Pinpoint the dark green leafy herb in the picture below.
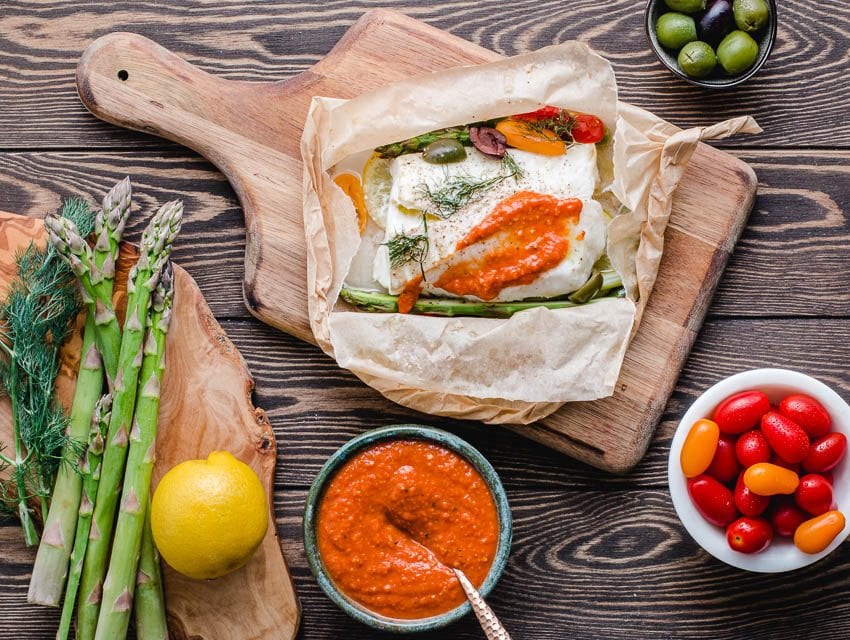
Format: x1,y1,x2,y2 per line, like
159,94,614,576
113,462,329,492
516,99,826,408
0,198,96,546
384,215,429,278
527,111,577,142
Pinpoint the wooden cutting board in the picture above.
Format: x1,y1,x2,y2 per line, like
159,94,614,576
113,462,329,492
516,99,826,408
74,9,756,472
0,212,299,640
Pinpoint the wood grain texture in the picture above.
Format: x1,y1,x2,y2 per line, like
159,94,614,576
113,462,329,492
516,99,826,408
0,1,848,150
0,213,299,640
2,1,850,639
72,10,757,472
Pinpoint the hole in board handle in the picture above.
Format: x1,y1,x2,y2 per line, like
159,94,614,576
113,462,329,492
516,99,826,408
117,69,129,81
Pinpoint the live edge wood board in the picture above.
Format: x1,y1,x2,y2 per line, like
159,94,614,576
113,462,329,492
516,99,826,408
0,212,300,640
73,9,756,472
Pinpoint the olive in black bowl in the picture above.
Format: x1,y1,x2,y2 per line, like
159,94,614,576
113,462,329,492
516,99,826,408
645,0,777,88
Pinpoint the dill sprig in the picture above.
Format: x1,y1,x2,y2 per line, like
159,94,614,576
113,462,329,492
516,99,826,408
384,215,430,278
526,111,578,142
0,198,96,545
420,153,523,219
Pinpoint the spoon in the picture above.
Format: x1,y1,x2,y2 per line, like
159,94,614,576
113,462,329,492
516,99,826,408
453,568,512,640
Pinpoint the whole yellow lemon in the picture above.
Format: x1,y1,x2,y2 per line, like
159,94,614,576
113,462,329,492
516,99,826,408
151,451,268,580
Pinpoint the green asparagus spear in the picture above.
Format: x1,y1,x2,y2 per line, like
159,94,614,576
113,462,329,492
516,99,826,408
29,179,129,607
340,272,624,318
56,393,111,640
375,127,471,158
76,202,182,640
134,499,168,640
95,263,173,640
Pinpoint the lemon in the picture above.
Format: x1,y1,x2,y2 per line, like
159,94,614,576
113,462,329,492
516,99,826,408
151,451,268,580
362,153,392,229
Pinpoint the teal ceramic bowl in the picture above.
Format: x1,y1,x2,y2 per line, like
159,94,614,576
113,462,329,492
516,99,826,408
303,425,512,633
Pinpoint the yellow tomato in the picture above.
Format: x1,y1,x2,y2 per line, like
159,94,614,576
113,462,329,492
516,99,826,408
743,462,799,496
794,510,846,554
680,419,720,478
333,172,367,234
494,119,566,156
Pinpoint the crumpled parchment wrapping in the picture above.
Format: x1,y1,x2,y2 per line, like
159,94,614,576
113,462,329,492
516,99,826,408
301,42,760,424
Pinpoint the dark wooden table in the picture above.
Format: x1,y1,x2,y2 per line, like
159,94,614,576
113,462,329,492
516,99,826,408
2,1,849,638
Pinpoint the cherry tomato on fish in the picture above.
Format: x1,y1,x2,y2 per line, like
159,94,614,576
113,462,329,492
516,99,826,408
734,473,770,517
794,510,846,554
736,430,771,468
512,106,562,121
713,390,771,434
706,435,740,484
726,517,773,554
770,498,809,537
779,394,831,439
688,474,738,527
794,474,834,516
571,114,606,144
761,411,810,464
680,419,720,478
802,433,846,473
744,463,799,496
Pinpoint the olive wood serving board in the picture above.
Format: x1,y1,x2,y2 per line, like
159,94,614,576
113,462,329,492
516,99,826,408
0,211,299,640
74,9,757,472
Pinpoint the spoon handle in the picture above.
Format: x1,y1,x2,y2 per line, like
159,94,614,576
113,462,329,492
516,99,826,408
453,569,512,640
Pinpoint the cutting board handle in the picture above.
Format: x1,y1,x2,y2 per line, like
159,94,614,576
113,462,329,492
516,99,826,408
77,32,267,170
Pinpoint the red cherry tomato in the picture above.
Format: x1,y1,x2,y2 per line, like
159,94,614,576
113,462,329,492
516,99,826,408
770,498,809,537
713,390,771,434
794,473,834,515
771,454,800,474
779,394,831,439
726,517,773,553
706,435,740,484
761,411,811,464
802,433,846,473
512,106,562,121
822,471,834,486
571,114,606,144
734,473,770,517
736,430,771,467
688,475,738,527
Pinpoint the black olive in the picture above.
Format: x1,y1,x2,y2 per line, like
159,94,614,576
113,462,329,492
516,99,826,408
698,0,734,46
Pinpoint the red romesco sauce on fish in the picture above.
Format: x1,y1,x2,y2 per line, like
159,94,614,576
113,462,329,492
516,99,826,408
316,440,499,619
434,191,582,301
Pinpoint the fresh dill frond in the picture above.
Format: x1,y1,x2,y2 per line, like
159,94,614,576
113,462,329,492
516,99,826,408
420,157,523,219
61,197,96,237
384,215,430,278
527,111,577,142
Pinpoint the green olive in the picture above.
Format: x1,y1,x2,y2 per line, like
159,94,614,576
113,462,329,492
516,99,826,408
663,0,706,13
717,30,759,74
422,138,467,164
678,41,717,78
568,272,604,304
656,13,698,50
733,0,770,33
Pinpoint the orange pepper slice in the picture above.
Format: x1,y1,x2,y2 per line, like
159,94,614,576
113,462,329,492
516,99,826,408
680,419,720,478
743,463,799,496
333,173,367,234
794,510,846,554
494,119,566,156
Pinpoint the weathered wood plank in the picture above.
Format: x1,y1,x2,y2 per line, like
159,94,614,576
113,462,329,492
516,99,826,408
0,1,847,150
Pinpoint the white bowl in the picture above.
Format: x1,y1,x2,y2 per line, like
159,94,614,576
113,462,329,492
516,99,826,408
669,368,850,572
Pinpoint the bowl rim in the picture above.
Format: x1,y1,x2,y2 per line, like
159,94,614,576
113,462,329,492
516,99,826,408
644,0,778,89
668,368,850,572
303,424,513,632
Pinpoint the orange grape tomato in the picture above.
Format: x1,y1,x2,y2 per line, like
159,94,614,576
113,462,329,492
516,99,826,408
333,173,367,234
494,119,565,156
743,463,800,496
680,419,720,478
794,510,846,554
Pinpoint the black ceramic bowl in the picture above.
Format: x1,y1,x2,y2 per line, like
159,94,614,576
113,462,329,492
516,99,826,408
645,0,777,88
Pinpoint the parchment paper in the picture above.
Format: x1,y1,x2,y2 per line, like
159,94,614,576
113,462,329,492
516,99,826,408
301,42,760,424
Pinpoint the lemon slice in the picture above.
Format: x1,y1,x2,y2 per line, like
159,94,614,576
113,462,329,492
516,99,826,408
362,153,392,229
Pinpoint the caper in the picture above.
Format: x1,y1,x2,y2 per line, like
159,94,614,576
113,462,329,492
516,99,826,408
664,0,706,13
733,0,769,33
422,138,467,164
717,30,759,74
568,272,604,304
678,41,717,78
656,12,698,50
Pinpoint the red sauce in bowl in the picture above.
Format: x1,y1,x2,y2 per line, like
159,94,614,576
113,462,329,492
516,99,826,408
316,440,500,619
